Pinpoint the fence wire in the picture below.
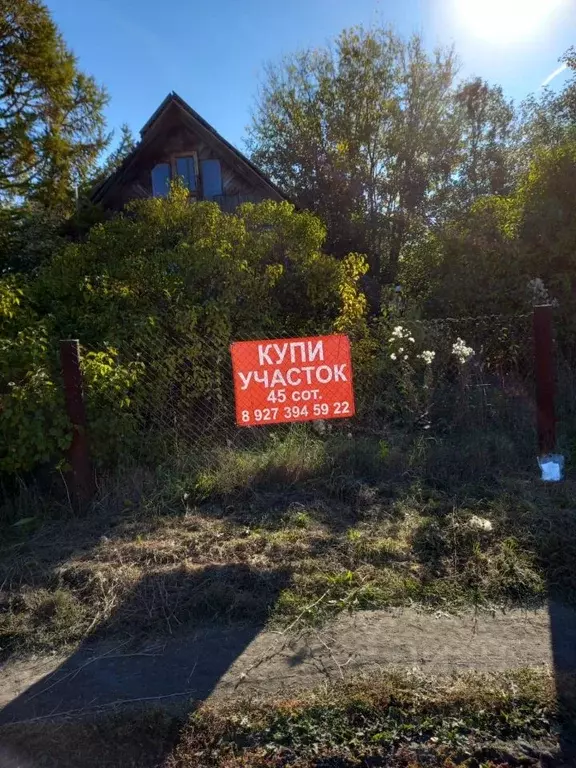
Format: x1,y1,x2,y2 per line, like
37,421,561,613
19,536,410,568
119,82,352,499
80,311,554,474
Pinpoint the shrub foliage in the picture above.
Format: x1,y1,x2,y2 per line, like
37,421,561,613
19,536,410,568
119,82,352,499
1,190,368,476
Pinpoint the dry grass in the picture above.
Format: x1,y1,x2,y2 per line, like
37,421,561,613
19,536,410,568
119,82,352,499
1,428,576,659
0,667,568,767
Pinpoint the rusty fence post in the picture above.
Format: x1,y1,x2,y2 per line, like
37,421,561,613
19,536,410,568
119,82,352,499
533,305,556,455
60,339,95,510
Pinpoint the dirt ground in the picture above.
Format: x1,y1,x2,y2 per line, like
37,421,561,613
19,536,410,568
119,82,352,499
2,603,575,725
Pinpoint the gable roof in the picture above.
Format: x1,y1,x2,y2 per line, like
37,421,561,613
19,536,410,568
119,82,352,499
91,91,287,205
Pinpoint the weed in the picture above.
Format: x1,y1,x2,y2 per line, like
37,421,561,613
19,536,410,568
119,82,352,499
193,429,326,500
348,526,410,564
0,669,561,768
287,508,312,529
0,588,89,654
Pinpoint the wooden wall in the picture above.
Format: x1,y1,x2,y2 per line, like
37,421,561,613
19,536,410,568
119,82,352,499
103,105,276,210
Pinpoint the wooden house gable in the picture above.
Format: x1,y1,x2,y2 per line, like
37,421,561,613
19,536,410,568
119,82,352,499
92,93,285,212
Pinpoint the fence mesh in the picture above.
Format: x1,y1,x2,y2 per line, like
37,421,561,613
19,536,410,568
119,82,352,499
79,309,554,477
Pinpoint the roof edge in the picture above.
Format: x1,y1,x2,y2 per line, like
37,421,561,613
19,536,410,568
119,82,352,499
92,92,289,205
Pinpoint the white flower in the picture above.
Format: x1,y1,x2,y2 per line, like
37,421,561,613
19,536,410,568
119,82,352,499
392,325,404,338
390,353,397,361
408,337,415,343
398,347,404,354
418,350,435,365
452,337,474,364
468,515,493,532
404,355,408,360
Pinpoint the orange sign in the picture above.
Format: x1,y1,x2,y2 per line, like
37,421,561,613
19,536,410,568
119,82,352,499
230,334,355,427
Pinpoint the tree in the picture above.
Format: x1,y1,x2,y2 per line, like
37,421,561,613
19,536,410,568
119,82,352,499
452,78,515,210
518,140,576,297
0,0,108,209
90,123,136,186
0,202,65,274
517,48,576,173
401,135,576,321
558,46,576,123
247,26,460,284
400,195,525,318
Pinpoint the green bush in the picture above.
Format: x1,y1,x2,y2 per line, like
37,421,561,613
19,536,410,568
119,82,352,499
1,191,369,481
0,279,70,474
81,348,145,465
35,187,367,344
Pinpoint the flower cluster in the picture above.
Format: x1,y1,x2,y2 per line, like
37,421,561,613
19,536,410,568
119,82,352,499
417,350,435,365
388,325,415,361
452,337,474,365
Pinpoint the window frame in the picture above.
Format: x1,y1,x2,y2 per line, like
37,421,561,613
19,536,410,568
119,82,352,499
150,153,200,198
150,161,172,198
172,153,198,196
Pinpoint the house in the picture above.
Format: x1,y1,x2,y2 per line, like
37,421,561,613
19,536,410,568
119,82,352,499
91,92,286,212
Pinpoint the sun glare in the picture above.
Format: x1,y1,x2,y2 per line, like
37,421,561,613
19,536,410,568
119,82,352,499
452,0,567,45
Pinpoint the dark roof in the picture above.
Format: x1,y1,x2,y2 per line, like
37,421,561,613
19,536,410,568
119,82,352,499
91,91,287,205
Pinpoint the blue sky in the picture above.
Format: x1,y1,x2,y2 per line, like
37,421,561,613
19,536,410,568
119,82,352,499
46,0,575,152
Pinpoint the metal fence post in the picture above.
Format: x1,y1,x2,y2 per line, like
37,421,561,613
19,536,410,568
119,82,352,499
60,339,95,510
533,305,556,455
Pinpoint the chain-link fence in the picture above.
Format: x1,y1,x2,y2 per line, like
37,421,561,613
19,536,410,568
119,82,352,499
81,330,359,473
66,308,561,493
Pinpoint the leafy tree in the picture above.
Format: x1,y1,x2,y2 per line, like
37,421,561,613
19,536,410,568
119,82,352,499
452,78,515,210
517,48,576,173
88,123,136,189
248,26,460,283
517,137,576,358
0,0,108,209
400,196,525,318
0,202,65,274
517,140,576,300
559,46,576,122
401,135,576,321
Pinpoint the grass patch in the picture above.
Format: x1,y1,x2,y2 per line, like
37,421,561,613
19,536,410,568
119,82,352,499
0,668,567,767
194,428,327,499
170,668,562,768
1,588,90,654
1,427,575,657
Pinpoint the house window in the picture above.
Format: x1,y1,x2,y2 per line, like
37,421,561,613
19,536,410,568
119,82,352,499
151,163,171,197
176,156,197,192
201,159,223,199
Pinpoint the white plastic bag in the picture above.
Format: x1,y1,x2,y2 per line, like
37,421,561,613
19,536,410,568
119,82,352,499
537,454,564,482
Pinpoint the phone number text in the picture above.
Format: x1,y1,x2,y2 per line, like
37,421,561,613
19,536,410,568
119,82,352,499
241,402,351,423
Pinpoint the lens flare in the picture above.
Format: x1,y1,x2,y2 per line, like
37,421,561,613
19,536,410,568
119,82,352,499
452,0,567,44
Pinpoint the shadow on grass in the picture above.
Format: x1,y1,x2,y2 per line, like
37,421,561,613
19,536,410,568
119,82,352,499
3,423,576,764
0,563,290,767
